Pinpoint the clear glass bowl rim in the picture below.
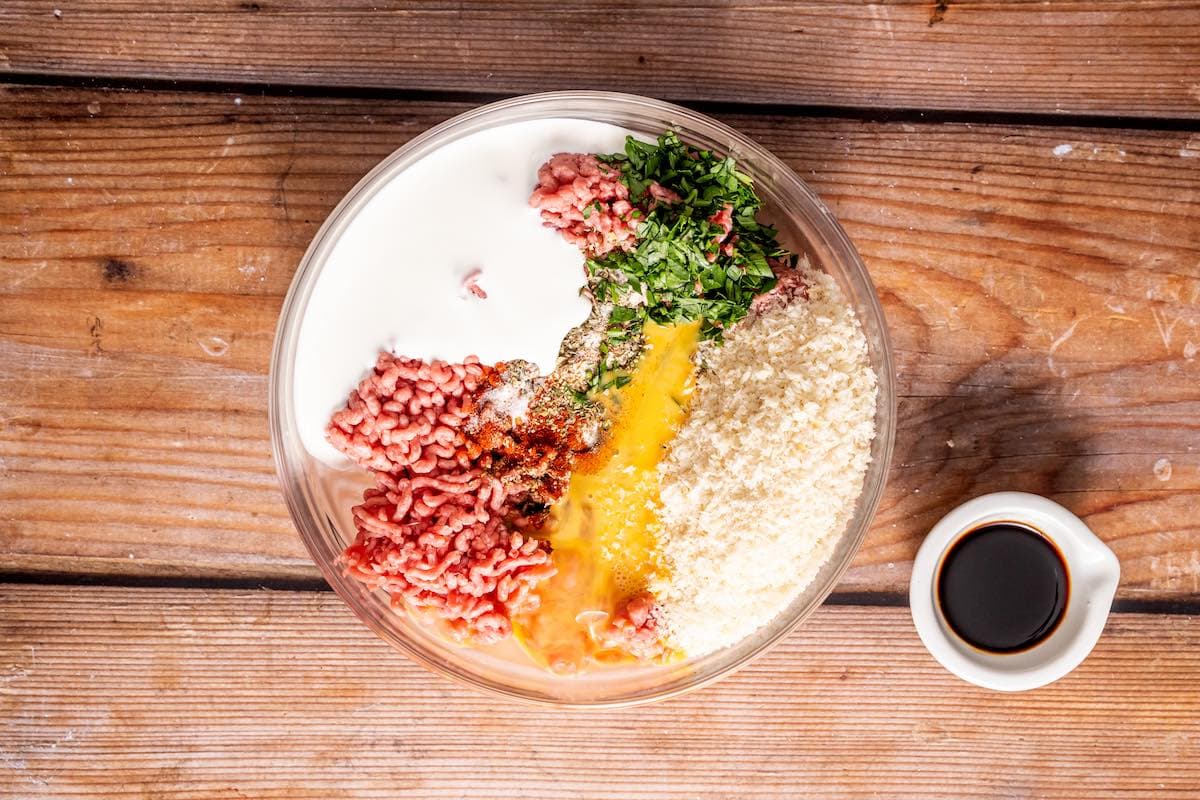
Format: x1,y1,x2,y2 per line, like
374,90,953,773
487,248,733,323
269,90,896,708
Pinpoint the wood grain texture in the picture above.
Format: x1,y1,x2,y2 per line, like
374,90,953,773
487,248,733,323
2,1,1200,117
1,86,1199,595
0,584,1197,798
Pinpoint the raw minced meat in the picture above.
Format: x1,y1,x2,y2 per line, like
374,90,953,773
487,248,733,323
529,153,639,257
327,352,556,645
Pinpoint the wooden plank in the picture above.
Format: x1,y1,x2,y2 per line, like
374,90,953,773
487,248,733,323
0,584,1197,798
2,1,1200,118
1,86,1199,595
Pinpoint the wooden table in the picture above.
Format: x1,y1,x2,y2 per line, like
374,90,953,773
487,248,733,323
2,3,1198,797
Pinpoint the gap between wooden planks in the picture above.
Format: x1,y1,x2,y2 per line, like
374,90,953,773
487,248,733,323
0,584,1197,799
0,86,1198,596
2,0,1200,117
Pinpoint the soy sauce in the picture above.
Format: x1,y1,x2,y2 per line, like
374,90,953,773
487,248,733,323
936,522,1068,653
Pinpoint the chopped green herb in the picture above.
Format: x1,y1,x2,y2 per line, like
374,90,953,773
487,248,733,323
578,131,797,395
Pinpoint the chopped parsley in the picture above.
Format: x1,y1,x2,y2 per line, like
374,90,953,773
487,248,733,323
581,131,797,395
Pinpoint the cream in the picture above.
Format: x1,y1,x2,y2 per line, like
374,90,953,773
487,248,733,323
293,118,632,463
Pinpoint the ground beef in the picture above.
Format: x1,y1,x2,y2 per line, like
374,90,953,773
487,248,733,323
647,181,682,205
601,593,671,662
327,352,555,645
750,260,809,315
529,153,639,257
708,205,737,261
327,352,489,475
462,268,487,299
343,475,554,644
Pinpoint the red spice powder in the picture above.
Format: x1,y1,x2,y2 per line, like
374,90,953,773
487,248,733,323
476,395,596,510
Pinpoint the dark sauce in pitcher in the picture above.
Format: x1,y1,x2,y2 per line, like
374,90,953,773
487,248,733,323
936,522,1068,653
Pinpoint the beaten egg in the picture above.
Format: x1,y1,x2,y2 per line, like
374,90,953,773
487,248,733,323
513,320,701,673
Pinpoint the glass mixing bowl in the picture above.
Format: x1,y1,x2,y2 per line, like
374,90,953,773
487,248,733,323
269,91,896,707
